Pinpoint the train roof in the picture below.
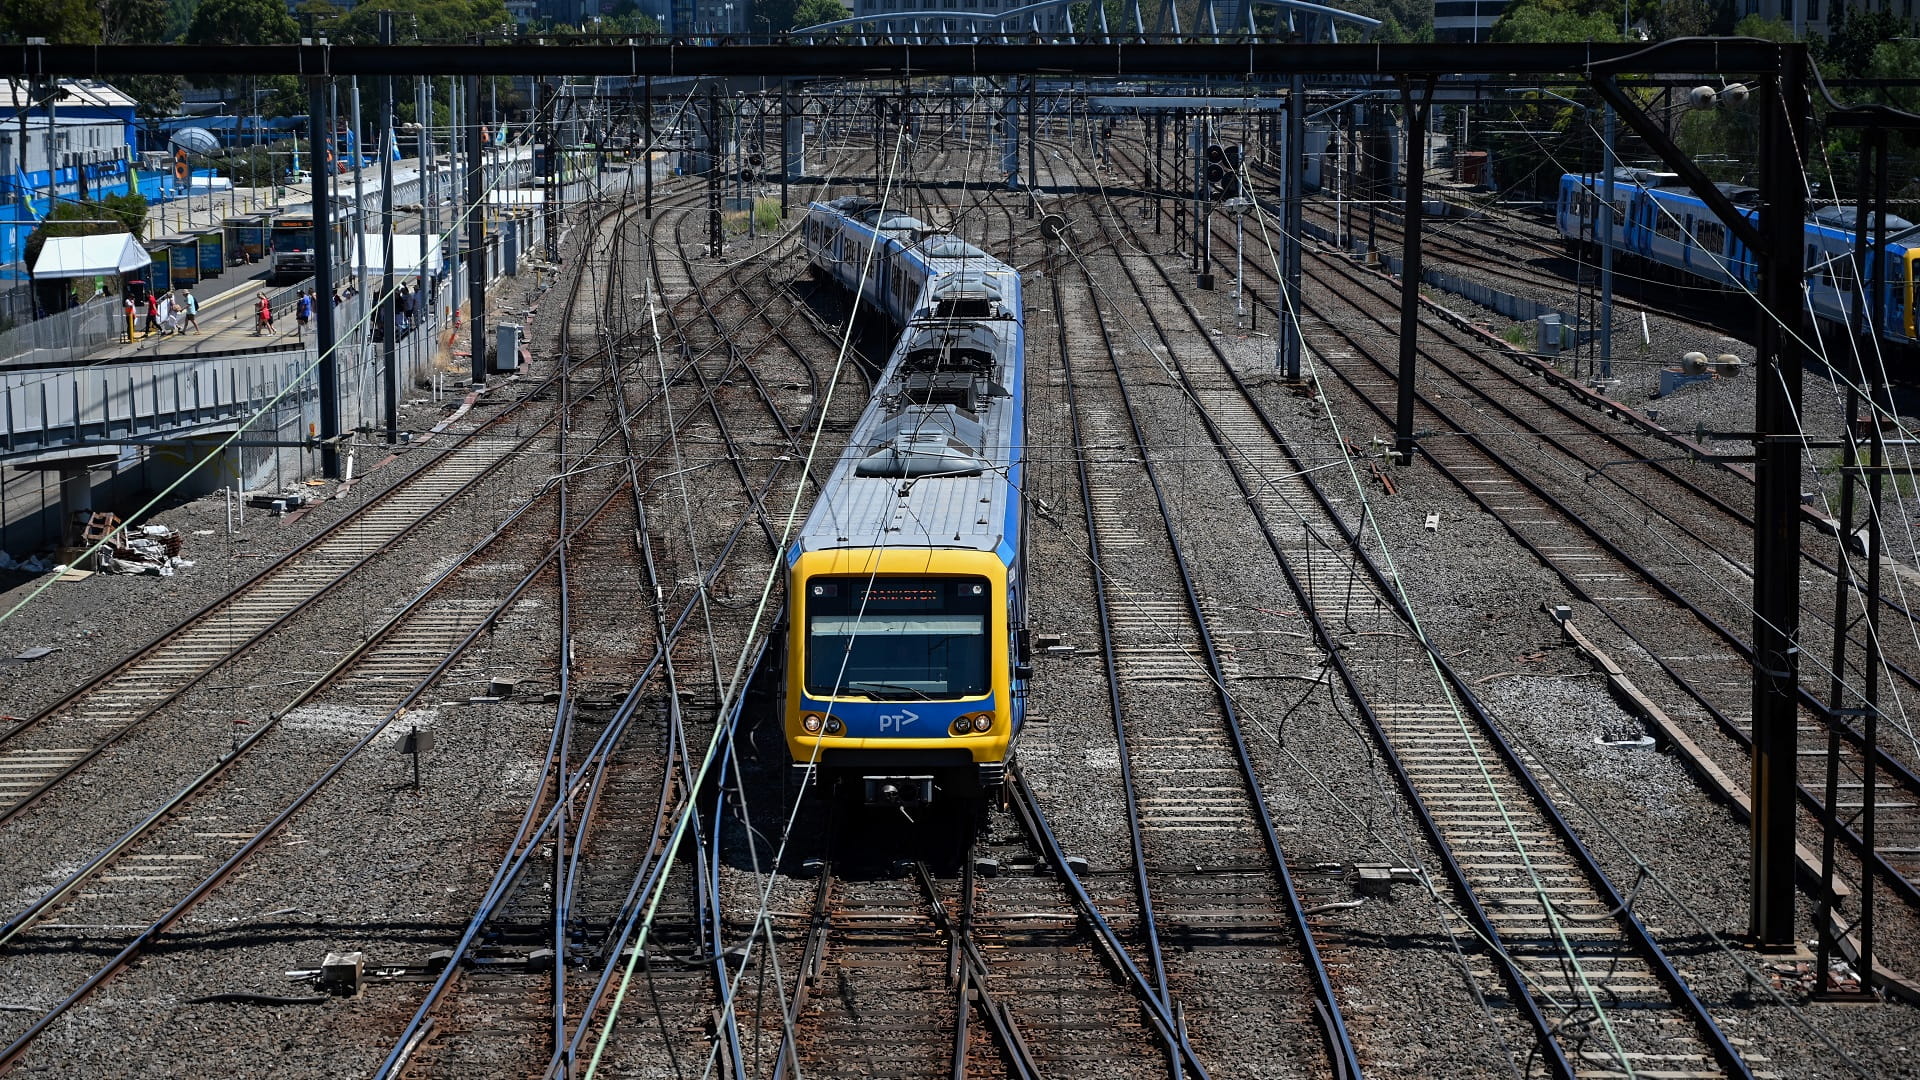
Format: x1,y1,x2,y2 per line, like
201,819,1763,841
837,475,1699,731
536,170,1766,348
1650,182,1760,206
1567,167,1678,188
1809,204,1918,234
795,270,1023,562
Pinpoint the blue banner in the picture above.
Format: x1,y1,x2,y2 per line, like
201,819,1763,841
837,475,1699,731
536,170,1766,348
169,243,198,287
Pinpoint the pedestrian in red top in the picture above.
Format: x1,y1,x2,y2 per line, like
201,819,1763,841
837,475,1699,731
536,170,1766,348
255,293,274,335
143,293,159,337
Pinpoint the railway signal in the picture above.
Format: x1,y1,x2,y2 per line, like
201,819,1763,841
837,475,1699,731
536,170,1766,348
1203,143,1241,200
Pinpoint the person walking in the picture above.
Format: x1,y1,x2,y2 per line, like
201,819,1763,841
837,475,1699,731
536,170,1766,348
182,291,200,334
255,292,273,335
156,293,176,335
142,292,160,337
296,289,314,337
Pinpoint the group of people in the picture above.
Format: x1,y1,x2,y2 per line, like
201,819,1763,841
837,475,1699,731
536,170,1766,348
256,288,326,336
124,290,200,340
120,279,431,343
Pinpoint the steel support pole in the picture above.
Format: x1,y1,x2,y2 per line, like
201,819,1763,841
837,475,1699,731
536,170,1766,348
379,12,398,444
1818,129,1880,996
416,77,430,291
1281,74,1303,378
308,76,341,479
779,80,791,214
1392,81,1431,464
1026,80,1036,218
1598,103,1616,382
1748,48,1809,950
710,86,725,255
644,75,654,220
1153,110,1163,234
466,73,485,384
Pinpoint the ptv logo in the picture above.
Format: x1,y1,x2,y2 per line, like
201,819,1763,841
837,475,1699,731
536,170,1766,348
877,709,920,733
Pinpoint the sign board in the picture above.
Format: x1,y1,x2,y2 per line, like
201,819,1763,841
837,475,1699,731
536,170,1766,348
197,231,224,276
225,216,265,261
167,242,198,288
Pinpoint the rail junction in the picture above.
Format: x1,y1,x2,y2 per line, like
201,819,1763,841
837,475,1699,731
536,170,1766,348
0,33,1912,1080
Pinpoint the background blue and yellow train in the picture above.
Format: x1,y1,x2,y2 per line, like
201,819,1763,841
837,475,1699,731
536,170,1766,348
1556,170,1920,368
780,196,1028,807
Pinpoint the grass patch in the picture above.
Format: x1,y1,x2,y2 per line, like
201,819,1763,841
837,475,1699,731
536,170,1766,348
1824,450,1920,498
1499,323,1532,348
723,197,785,237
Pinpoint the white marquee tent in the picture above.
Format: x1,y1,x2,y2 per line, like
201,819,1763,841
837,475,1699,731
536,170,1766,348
31,233,153,279
346,233,443,277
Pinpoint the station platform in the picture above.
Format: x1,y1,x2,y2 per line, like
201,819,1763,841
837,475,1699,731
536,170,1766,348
86,263,305,363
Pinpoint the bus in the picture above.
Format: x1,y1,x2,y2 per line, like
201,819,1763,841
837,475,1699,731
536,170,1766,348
266,200,354,285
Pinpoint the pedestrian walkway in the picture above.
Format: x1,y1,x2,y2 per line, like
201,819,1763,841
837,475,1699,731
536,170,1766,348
93,265,313,362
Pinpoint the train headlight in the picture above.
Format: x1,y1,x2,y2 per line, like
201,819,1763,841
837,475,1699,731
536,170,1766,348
802,713,823,734
971,713,994,733
951,716,972,736
824,716,844,735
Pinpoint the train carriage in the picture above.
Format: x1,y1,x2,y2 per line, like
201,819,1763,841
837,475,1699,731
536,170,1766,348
1557,170,1919,371
784,196,1028,807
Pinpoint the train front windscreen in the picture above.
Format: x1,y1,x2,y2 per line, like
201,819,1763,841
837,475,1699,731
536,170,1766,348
270,220,314,258
805,576,991,700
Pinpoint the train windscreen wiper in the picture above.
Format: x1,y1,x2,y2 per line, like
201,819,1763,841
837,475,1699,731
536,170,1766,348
843,681,936,701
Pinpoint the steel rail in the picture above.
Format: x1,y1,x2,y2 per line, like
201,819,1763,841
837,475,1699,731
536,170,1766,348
544,142,887,1077
1068,171,1582,1078
909,860,1042,1080
1279,232,1920,779
1168,225,1757,1077
0,194,671,951
1044,268,1177,1017
379,299,806,1080
1060,243,1364,1080
1204,150,1920,782
1298,247,1920,914
0,195,710,1076
0,424,635,1074
0,188,715,835
376,436,786,1080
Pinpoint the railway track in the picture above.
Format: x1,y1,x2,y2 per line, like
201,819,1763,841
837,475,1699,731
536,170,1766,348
1145,135,1920,976
1047,226,1359,1078
383,145,883,1077
0,184,720,1069
1044,142,1772,1076
1277,240,1920,985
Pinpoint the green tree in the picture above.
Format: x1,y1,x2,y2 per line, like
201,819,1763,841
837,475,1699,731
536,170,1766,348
1867,37,1920,114
792,0,848,29
751,0,797,32
185,0,297,44
100,0,184,122
0,0,103,43
163,0,198,39
1490,0,1623,43
1645,0,1710,39
1822,6,1905,80
336,0,510,44
295,0,346,36
1730,13,1796,42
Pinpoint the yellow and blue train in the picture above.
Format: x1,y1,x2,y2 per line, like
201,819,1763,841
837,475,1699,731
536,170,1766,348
1557,170,1920,371
782,196,1027,806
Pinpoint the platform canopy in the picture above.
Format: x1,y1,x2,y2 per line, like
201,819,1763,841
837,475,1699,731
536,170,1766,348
346,232,441,276
31,233,152,279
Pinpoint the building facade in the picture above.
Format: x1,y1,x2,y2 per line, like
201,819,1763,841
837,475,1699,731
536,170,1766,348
0,80,142,271
1432,0,1509,43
